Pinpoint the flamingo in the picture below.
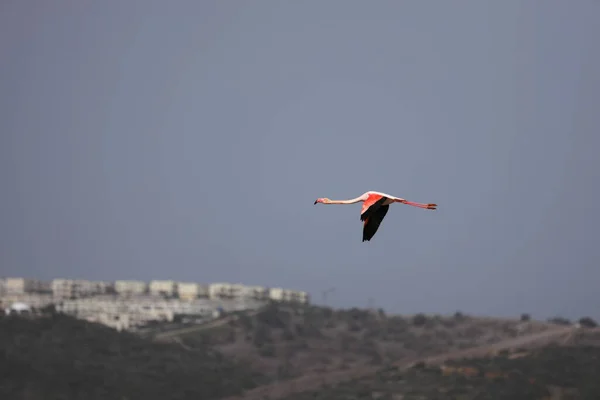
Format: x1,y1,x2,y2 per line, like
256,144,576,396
314,191,437,242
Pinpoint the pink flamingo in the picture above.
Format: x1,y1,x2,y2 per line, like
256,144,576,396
314,191,437,242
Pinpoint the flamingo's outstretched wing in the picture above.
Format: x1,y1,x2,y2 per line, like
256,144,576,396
360,193,388,221
363,204,389,241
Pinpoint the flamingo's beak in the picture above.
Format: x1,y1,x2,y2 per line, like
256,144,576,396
313,199,318,205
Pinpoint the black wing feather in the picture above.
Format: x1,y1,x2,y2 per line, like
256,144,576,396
360,196,388,221
362,204,389,242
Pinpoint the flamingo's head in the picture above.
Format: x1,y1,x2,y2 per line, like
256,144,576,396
314,198,329,205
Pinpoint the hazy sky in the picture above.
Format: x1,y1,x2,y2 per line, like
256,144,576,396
2,1,599,320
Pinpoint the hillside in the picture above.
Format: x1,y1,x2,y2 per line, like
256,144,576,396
0,313,265,400
171,302,555,383
1,304,584,400
283,343,600,399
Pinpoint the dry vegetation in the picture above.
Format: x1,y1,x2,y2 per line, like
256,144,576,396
0,313,265,400
176,302,553,382
2,303,596,400
284,344,600,400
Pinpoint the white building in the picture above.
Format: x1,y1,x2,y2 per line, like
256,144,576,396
56,296,219,331
93,281,113,294
240,285,269,300
52,279,77,299
269,288,310,304
85,310,175,332
297,290,310,304
5,302,31,315
177,282,209,301
114,280,148,296
1,293,54,309
209,282,246,299
149,280,176,297
4,278,50,294
51,279,110,299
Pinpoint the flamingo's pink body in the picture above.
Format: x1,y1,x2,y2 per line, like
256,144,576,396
314,191,437,242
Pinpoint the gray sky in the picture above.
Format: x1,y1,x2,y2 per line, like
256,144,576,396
2,1,599,321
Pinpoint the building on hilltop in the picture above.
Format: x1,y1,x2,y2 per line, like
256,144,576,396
148,280,176,297
51,279,113,299
4,278,51,294
1,293,54,309
55,296,221,331
177,282,209,301
269,288,309,304
84,280,112,294
114,280,148,296
209,283,234,299
209,282,248,299
52,279,75,299
4,301,31,315
240,285,269,300
208,282,308,303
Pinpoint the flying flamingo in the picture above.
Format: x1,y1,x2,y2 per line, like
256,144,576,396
314,191,437,242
